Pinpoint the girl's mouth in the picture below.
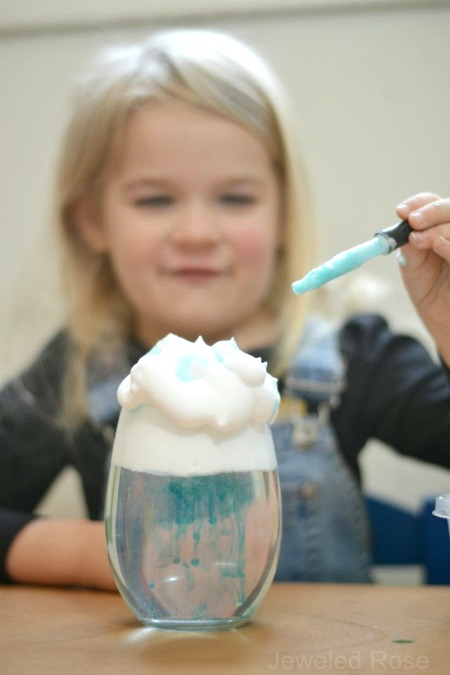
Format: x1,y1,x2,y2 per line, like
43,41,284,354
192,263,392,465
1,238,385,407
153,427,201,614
168,266,225,281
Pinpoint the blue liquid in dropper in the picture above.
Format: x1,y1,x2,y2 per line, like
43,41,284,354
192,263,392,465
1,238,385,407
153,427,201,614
292,233,391,295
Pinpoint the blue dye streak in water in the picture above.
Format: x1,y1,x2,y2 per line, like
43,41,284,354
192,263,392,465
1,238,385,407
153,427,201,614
292,234,391,295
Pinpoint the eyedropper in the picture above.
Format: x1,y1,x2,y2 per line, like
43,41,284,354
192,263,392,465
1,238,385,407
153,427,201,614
292,220,413,295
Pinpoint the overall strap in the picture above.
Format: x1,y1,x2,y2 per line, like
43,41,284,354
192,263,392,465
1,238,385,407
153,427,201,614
278,317,346,448
284,317,345,409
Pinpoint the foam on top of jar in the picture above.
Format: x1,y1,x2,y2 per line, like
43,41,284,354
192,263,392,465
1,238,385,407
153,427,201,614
117,333,279,432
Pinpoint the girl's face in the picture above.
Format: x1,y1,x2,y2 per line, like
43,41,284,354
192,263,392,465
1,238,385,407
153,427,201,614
80,100,283,349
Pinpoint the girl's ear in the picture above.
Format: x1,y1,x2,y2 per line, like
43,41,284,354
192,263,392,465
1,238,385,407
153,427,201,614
75,196,109,252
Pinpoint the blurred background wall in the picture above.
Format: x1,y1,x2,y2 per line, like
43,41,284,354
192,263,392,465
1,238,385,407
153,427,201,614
1,1,450,569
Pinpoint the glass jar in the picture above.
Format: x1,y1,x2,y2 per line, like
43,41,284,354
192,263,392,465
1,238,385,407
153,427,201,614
104,406,281,631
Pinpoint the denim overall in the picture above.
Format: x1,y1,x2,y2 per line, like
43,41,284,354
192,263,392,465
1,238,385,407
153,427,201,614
88,321,372,583
272,319,372,582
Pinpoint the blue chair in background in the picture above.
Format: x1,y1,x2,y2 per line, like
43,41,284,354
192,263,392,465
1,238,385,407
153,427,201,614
365,494,450,584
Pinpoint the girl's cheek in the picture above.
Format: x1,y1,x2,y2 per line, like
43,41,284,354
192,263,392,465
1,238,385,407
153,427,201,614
234,227,277,263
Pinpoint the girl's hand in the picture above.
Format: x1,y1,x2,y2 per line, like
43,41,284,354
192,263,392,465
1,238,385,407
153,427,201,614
396,192,450,365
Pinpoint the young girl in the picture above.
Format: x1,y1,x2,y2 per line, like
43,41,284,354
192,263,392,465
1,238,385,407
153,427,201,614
1,28,450,589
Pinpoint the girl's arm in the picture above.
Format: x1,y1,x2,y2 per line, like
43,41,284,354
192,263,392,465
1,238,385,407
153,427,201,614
5,518,116,590
396,193,450,366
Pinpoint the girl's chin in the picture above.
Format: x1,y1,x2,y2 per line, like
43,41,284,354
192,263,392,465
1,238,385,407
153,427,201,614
167,323,233,343
136,318,236,345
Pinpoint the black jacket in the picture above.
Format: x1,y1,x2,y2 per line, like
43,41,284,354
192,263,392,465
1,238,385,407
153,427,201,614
1,313,449,582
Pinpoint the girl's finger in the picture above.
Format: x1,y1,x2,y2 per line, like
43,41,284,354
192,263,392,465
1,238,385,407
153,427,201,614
408,199,450,231
396,192,441,220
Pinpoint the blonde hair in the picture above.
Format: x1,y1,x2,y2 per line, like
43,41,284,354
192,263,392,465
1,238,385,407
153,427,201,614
55,28,318,426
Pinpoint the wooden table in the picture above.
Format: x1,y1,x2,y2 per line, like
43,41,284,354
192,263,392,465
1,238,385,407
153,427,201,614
2,582,449,674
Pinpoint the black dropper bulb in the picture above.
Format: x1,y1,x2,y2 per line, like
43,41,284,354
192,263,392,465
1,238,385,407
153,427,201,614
376,220,413,251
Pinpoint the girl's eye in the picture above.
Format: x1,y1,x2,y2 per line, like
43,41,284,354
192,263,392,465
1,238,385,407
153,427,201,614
220,194,256,206
135,196,173,208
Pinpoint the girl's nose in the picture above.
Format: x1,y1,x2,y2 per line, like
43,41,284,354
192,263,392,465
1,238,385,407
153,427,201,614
170,203,221,246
